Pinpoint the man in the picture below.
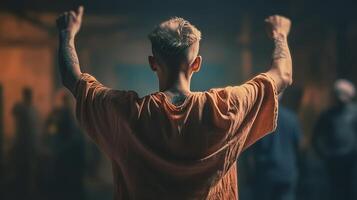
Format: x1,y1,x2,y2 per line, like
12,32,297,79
313,79,357,200
12,88,39,199
248,101,302,200
38,90,85,200
56,6,292,199
50,91,86,200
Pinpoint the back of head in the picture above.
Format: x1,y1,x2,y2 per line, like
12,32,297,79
333,79,356,104
148,17,201,68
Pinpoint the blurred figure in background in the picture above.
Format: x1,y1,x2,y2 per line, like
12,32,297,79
248,95,302,200
11,87,39,199
313,79,357,200
44,90,86,200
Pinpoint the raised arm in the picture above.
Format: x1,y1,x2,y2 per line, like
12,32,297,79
56,6,84,95
265,15,293,94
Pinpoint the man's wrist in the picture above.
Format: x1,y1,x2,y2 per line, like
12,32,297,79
273,32,288,41
272,32,290,60
273,33,288,44
59,30,76,44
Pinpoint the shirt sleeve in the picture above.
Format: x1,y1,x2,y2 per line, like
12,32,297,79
74,73,138,157
225,73,279,152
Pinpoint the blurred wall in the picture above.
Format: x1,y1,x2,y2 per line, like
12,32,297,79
0,13,54,143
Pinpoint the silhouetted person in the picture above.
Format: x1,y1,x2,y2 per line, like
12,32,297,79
313,79,357,200
248,103,301,200
48,91,85,200
12,87,39,199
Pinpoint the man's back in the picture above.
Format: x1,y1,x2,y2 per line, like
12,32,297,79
56,6,292,199
75,73,278,199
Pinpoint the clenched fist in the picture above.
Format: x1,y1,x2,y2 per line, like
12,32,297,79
265,15,291,39
56,6,84,38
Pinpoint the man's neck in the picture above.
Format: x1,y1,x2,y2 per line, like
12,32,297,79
159,72,192,95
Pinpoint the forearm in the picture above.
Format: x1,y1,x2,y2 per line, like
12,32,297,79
267,33,292,93
58,31,82,94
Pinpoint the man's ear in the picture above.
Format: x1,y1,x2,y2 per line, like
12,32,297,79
148,56,158,71
191,56,202,72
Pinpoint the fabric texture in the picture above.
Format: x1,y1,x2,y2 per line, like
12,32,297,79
74,73,278,200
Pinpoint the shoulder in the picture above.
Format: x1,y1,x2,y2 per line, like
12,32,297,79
12,103,23,112
108,89,139,100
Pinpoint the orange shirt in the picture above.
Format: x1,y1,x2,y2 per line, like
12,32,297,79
75,73,278,200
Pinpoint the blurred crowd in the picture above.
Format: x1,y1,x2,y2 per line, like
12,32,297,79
239,79,357,200
0,79,356,200
0,88,106,200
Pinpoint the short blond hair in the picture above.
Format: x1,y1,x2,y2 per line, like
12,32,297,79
148,17,201,63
